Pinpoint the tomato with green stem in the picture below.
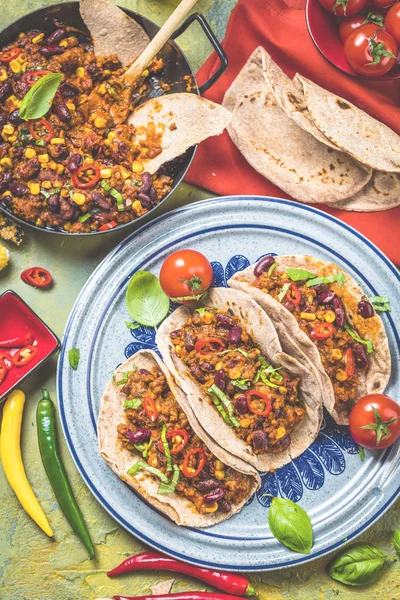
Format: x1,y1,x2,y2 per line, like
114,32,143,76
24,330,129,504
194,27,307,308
339,10,385,42
159,250,213,304
344,24,398,77
318,0,368,17
385,3,400,45
349,394,400,449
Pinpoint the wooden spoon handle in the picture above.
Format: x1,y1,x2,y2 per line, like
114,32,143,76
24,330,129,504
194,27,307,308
124,0,199,85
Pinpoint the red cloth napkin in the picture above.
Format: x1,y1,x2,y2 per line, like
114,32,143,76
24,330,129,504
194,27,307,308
185,0,400,266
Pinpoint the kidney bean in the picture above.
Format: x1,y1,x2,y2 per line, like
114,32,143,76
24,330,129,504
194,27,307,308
0,113,6,128
227,325,242,344
148,186,157,202
139,172,153,194
47,193,60,213
252,430,267,452
200,362,214,372
269,435,291,454
137,192,153,210
49,143,69,160
218,499,232,513
283,300,295,313
103,59,121,71
184,331,195,352
0,81,12,103
352,343,368,368
14,77,30,99
234,395,248,414
91,191,110,211
204,488,225,503
8,109,21,125
214,370,226,391
9,181,28,197
67,154,82,173
40,45,65,56
59,81,80,97
15,157,40,181
0,171,13,193
332,296,346,328
170,329,181,339
190,364,206,383
54,101,72,123
126,428,151,445
215,313,235,327
47,29,66,45
86,63,101,79
313,283,327,295
253,255,275,277
59,197,78,221
358,300,374,319
139,368,151,376
194,478,219,492
317,289,336,304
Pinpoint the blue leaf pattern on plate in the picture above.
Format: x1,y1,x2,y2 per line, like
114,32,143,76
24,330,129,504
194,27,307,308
276,462,303,502
131,324,156,345
211,261,225,288
295,449,325,490
125,341,156,359
225,255,251,281
257,472,279,507
311,433,346,475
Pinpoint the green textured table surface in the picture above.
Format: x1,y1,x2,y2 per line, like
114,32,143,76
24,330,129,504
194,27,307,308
0,1,399,599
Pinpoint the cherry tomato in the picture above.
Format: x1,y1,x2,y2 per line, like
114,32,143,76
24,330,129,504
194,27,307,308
339,10,385,42
349,394,400,449
159,250,213,304
370,0,397,9
385,3,400,45
318,0,368,17
344,24,398,77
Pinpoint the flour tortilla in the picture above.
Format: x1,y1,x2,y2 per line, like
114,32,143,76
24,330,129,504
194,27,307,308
98,350,259,527
223,47,371,204
297,75,400,174
80,0,149,67
129,94,232,174
156,287,323,472
330,171,400,212
228,256,391,424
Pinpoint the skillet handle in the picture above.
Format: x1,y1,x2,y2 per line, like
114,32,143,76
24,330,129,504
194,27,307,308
172,13,228,95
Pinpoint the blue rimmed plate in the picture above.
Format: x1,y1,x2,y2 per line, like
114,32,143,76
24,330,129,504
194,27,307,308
57,196,400,571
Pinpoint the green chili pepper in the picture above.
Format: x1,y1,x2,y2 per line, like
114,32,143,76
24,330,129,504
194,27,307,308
36,389,95,559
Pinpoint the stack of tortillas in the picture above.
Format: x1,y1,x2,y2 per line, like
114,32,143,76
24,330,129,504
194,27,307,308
223,47,400,211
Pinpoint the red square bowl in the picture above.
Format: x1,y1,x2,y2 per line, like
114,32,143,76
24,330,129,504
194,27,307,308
0,290,60,402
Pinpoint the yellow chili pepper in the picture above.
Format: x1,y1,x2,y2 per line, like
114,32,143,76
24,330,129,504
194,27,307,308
0,389,53,537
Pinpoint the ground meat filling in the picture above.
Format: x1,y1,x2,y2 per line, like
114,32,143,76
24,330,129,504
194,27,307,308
169,308,304,455
0,29,175,232
117,366,251,515
253,269,369,407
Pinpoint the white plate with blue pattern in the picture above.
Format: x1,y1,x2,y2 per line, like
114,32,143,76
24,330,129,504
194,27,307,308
57,196,400,571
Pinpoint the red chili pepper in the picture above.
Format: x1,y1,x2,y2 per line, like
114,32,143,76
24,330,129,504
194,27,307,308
282,280,301,305
107,551,256,596
25,70,51,85
21,267,52,288
0,350,14,372
72,165,101,189
28,118,54,143
0,332,34,348
157,429,189,455
12,346,37,367
98,220,117,231
310,322,335,340
245,389,272,416
345,348,355,378
113,593,252,600
194,338,226,354
0,358,7,384
143,394,158,423
0,47,22,62
182,447,207,478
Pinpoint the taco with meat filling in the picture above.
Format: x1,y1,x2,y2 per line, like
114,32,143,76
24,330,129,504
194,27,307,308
156,288,323,472
228,256,391,425
98,349,260,526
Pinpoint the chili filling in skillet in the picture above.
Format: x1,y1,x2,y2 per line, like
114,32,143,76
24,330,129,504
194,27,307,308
0,28,178,233
169,307,305,455
117,366,252,515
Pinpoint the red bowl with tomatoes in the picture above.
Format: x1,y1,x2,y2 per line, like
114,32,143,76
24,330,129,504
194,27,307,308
306,0,400,80
0,290,60,402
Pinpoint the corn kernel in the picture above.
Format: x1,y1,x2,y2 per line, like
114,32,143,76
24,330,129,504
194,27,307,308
56,164,64,175
24,148,37,159
16,53,26,64
0,157,12,168
38,153,49,163
0,69,7,81
100,168,112,179
48,161,57,170
300,312,316,321
9,59,21,74
278,386,287,394
7,134,17,142
72,192,86,205
59,39,68,48
276,426,286,440
214,460,224,470
132,160,143,174
203,311,213,324
103,69,111,77
214,470,225,480
2,190,11,197
204,502,218,513
98,83,107,96
131,200,142,214
2,124,14,136
324,310,336,323
28,182,40,195
19,32,25,38
336,369,347,382
60,188,70,198
20,64,27,74
50,137,64,145
75,67,85,78
53,180,62,188
107,131,116,142
141,69,149,78
330,349,343,361
83,156,94,165
7,95,19,106
66,101,75,111
41,180,52,189
120,166,130,180
94,117,107,128
32,33,44,44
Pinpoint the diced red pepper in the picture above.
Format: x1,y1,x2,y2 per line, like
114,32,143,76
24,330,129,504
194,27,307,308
0,350,14,372
182,448,207,478
158,429,189,455
98,220,117,231
310,322,335,340
0,358,7,384
12,346,37,367
0,47,22,62
245,389,272,416
143,394,158,423
28,118,54,143
194,338,226,354
345,348,355,378
72,165,101,189
0,332,34,348
21,267,52,288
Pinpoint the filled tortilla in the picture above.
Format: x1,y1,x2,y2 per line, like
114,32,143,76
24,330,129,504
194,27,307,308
228,256,391,424
98,350,259,527
157,287,323,471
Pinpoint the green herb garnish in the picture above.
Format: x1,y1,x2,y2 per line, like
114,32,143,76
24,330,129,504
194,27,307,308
126,321,140,330
134,439,152,459
79,213,91,224
124,398,142,410
369,296,391,313
268,496,313,554
344,324,373,353
128,460,169,483
194,307,207,316
126,270,170,329
306,272,346,288
161,424,173,472
359,446,365,462
231,378,251,390
208,384,240,428
268,262,278,276
68,348,80,370
286,268,316,282
278,282,291,303
158,464,180,495
20,73,63,120
328,543,394,586
101,179,124,212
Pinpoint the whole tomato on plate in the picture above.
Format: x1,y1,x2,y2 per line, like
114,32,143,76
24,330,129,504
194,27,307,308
386,3,400,44
349,394,400,449
344,23,398,76
370,0,397,8
339,10,385,41
318,0,368,17
159,249,213,304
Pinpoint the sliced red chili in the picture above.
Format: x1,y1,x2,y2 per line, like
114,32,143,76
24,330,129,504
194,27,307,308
182,448,207,478
72,165,101,189
0,48,22,62
12,345,37,367
0,350,14,372
143,394,158,423
25,70,51,86
28,118,54,143
0,332,34,348
245,389,272,416
282,280,301,305
98,220,117,231
0,358,7,384
310,322,335,340
21,267,52,288
194,338,226,354
157,429,189,455
345,348,355,378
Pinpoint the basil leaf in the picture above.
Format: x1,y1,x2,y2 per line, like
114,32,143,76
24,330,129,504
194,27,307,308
127,459,169,483
68,348,80,370
158,464,180,495
208,384,240,427
278,282,291,303
161,424,173,472
306,272,346,288
20,73,63,121
369,296,391,313
394,530,400,555
124,398,142,410
126,321,140,330
126,270,170,328
344,324,374,353
328,543,389,586
268,497,313,554
286,268,316,282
